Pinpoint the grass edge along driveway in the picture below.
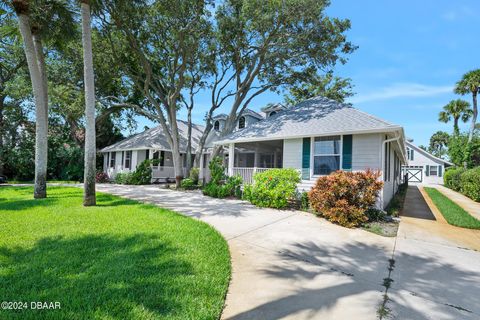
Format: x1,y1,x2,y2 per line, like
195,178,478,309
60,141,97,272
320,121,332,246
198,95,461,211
424,187,480,229
0,186,231,320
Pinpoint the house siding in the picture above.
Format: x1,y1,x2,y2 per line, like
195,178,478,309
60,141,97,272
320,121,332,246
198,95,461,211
283,138,302,170
352,133,382,171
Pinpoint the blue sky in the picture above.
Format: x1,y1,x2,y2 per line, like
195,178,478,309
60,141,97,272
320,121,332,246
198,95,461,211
132,0,479,147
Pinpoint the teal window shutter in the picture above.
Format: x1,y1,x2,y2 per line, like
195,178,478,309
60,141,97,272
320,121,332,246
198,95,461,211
425,165,430,176
342,135,352,170
302,138,310,180
439,165,442,177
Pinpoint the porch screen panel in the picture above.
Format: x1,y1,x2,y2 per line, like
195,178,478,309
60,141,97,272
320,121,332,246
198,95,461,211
342,135,352,170
302,138,311,180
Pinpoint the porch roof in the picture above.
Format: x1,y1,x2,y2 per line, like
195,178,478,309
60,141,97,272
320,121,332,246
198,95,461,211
215,96,403,144
100,120,204,153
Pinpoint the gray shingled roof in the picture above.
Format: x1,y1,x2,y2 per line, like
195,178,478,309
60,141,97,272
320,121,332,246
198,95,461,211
100,120,204,153
215,96,402,144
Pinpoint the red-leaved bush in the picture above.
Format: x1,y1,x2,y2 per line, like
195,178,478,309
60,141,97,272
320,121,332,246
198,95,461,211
308,170,383,228
95,172,110,183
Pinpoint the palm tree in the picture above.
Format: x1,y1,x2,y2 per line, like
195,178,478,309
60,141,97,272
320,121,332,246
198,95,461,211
438,99,472,135
80,0,96,206
455,69,480,142
12,0,48,198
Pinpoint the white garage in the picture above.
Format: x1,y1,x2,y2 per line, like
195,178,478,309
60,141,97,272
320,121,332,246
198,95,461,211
402,140,453,185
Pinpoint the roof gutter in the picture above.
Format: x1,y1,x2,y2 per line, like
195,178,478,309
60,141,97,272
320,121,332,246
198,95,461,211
381,131,402,180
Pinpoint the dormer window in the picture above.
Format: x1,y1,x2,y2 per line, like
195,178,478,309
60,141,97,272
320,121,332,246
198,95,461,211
269,111,277,117
238,116,246,129
214,120,220,131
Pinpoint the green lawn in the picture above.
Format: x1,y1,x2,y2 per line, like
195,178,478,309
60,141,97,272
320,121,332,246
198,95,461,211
424,187,480,229
0,187,231,320
6,180,80,184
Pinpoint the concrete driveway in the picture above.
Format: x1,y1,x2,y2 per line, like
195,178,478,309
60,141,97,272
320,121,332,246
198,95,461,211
96,184,480,320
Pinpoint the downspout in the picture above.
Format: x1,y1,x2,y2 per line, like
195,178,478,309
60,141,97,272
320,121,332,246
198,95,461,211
381,132,401,209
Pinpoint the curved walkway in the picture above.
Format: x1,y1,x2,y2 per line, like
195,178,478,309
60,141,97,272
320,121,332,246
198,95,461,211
96,184,480,320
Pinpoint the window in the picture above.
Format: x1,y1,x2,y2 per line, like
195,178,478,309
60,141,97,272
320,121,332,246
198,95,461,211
152,151,160,168
269,111,277,117
110,152,116,168
407,147,414,161
238,116,246,129
214,121,220,131
125,151,132,169
429,166,438,176
313,136,340,175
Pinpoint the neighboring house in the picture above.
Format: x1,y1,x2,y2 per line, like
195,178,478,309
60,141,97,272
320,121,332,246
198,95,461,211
402,140,452,185
101,96,407,208
215,97,407,209
100,120,206,182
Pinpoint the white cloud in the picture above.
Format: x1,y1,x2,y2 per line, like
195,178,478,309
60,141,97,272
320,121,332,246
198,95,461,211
350,83,453,104
441,6,476,22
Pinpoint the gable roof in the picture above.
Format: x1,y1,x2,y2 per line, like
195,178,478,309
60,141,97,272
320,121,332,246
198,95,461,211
215,96,402,144
212,108,264,121
100,120,204,153
406,141,453,166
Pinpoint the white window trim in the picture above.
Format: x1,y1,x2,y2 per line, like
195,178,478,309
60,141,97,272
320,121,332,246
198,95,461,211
310,135,343,178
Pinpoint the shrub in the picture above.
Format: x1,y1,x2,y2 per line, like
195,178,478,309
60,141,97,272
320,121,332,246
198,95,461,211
180,178,197,190
460,167,480,202
95,172,110,183
114,172,133,184
444,167,465,191
365,208,386,222
113,160,152,185
243,168,300,209
129,160,152,185
300,191,310,211
308,170,383,228
202,157,242,198
209,156,225,184
189,167,200,184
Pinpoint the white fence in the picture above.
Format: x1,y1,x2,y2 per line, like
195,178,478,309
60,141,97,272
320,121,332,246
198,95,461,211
232,167,270,184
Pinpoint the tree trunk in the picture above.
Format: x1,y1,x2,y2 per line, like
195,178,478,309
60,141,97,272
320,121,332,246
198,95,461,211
0,95,5,176
468,92,478,143
81,0,96,206
185,106,193,177
14,4,48,198
453,117,460,135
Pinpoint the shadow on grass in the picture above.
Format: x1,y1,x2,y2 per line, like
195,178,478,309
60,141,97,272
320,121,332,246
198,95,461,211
0,234,193,320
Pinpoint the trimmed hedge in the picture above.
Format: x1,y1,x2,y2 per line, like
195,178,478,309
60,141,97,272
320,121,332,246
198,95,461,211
460,167,480,202
444,167,465,191
243,168,300,209
444,166,480,202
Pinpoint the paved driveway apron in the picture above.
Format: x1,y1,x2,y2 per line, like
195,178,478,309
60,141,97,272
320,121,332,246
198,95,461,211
96,184,480,320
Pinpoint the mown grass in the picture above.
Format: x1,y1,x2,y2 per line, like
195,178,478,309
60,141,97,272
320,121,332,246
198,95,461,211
0,186,231,320
6,180,80,184
424,187,480,229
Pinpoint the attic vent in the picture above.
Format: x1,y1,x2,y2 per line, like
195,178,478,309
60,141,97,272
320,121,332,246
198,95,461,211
238,116,246,129
269,111,277,117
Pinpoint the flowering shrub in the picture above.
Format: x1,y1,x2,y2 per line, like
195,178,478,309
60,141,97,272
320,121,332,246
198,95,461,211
308,170,383,228
243,168,300,209
95,172,110,183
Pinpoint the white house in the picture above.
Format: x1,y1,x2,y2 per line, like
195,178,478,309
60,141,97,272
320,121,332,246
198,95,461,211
214,97,407,209
100,121,207,182
101,96,407,208
401,140,452,185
